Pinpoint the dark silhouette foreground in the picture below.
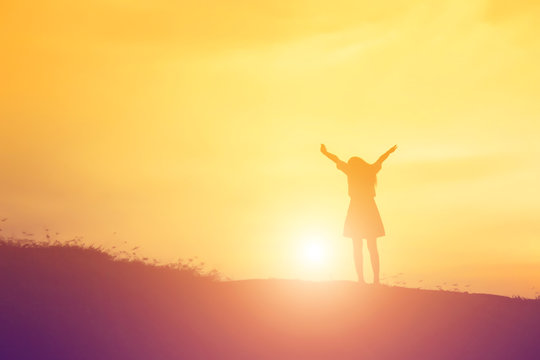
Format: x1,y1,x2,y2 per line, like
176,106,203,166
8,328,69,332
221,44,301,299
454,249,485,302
1,241,539,360
321,144,397,284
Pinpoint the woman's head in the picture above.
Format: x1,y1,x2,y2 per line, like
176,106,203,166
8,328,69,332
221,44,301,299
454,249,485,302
348,156,377,185
348,156,369,168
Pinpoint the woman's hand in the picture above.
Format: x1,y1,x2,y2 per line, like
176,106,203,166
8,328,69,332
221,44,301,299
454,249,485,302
376,144,398,166
320,144,342,165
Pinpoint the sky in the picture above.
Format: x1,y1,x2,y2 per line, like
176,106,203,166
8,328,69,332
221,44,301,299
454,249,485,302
1,0,539,297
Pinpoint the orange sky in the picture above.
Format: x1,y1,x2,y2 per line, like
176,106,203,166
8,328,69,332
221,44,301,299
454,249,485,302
1,0,539,297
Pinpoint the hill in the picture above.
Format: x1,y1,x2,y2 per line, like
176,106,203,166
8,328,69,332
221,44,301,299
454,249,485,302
1,241,539,359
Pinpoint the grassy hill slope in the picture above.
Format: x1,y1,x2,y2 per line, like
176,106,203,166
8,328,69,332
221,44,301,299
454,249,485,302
1,241,539,359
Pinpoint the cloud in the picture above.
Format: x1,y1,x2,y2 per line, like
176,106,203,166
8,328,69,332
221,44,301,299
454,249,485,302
485,0,540,22
393,152,528,185
0,0,417,51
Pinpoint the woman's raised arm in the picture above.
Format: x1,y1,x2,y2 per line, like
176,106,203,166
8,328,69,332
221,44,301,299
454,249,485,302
320,144,342,164
321,144,349,173
374,145,398,166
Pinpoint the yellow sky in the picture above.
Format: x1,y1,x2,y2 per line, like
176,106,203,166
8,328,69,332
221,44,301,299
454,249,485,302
1,0,539,296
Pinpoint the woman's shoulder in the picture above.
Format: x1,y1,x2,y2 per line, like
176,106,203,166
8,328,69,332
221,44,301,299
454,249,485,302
370,162,382,173
336,160,349,173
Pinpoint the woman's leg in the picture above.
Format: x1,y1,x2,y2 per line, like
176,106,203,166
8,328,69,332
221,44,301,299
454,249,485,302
352,238,364,283
366,238,380,284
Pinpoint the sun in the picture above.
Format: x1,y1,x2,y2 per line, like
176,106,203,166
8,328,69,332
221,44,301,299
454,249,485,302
304,242,326,263
300,233,328,266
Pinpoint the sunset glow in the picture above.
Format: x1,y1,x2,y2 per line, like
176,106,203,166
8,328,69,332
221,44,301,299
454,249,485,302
1,0,539,297
301,235,328,265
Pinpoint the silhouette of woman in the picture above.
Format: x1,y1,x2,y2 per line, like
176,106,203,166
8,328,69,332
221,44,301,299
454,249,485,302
321,144,397,284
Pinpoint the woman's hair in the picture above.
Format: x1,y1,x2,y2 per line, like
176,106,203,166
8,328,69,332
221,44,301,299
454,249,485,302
348,156,377,186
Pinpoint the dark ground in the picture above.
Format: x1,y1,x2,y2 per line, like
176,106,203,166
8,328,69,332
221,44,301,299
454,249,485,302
1,241,539,359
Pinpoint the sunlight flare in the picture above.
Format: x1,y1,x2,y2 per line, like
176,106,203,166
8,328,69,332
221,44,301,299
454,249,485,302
300,233,329,266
